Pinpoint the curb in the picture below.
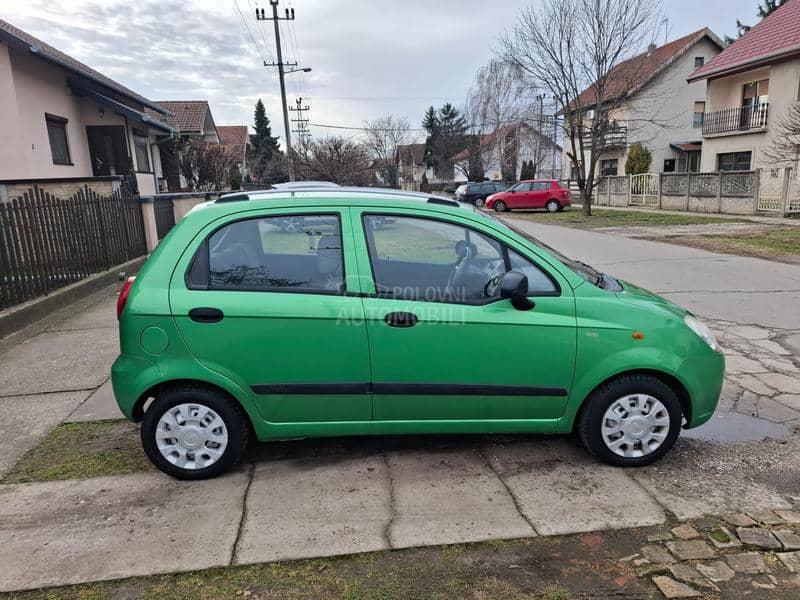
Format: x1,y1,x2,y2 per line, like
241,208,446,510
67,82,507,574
0,256,146,340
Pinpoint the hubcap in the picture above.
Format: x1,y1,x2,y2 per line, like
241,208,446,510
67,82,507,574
601,394,670,458
282,217,302,233
547,201,558,212
155,403,229,470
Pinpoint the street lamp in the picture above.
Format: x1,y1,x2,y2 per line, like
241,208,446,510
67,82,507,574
285,67,312,75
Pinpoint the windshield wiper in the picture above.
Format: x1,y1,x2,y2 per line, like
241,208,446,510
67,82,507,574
576,260,604,286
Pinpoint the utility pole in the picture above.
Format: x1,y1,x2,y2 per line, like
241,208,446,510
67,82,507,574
290,97,311,144
256,1,296,180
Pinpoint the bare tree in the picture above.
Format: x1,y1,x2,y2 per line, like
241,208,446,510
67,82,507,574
498,0,661,215
160,137,237,192
293,137,371,185
363,115,412,188
764,102,800,165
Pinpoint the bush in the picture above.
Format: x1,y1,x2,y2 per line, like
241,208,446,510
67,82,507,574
625,143,652,175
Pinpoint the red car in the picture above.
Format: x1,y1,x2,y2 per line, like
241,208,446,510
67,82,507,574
484,179,571,213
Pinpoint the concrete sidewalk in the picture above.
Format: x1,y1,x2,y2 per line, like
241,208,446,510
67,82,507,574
0,224,799,593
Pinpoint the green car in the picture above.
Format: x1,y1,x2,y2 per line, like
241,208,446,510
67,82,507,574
112,188,725,479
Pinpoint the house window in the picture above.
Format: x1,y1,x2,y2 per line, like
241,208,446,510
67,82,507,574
717,151,752,171
693,101,705,128
600,159,618,176
694,56,705,69
133,130,151,173
45,114,71,165
663,159,676,172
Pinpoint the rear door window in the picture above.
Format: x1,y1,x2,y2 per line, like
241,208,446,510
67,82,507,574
190,214,344,294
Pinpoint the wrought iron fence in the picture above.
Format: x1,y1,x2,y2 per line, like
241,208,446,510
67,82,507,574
702,103,769,135
0,185,146,310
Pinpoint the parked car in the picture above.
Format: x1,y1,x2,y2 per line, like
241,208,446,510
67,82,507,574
485,179,571,213
113,187,724,479
454,181,506,206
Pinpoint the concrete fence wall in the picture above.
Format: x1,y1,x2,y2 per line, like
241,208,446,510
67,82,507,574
594,170,765,215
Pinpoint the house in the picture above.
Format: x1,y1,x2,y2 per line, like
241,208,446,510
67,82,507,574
396,143,427,190
217,125,251,179
0,18,176,198
145,100,219,143
566,29,725,179
688,0,800,172
451,123,562,183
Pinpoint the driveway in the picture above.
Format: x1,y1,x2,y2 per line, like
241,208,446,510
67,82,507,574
0,224,798,592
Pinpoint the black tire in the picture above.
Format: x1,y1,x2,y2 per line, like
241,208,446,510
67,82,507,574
141,384,250,480
577,374,682,467
474,197,486,208
493,200,507,212
545,199,560,213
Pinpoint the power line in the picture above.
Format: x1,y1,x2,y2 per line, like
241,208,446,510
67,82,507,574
233,0,270,65
248,0,276,63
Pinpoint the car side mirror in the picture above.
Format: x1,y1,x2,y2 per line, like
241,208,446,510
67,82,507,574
500,271,535,310
509,189,516,193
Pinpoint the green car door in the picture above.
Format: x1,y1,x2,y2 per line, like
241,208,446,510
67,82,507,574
169,208,372,423
353,208,577,423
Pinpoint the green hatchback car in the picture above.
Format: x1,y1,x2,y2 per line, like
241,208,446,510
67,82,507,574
112,187,725,479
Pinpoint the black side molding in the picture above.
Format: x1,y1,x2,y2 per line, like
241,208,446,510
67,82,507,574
250,382,567,397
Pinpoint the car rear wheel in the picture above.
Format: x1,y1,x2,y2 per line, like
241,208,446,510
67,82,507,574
577,374,682,467
493,200,507,212
141,385,250,480
474,197,485,208
546,199,560,213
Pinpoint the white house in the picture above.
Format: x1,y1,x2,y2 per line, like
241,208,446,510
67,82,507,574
452,123,562,183
565,28,725,179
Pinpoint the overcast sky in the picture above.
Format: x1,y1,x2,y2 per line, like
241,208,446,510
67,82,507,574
4,0,760,145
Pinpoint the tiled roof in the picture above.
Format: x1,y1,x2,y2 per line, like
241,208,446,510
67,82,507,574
689,0,800,80
145,101,214,134
218,125,249,162
571,29,721,110
0,18,167,114
397,143,426,165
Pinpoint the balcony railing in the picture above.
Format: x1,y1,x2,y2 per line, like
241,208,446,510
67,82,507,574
583,126,628,149
702,102,769,136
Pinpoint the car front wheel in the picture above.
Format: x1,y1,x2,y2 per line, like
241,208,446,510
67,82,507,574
577,374,682,467
141,385,250,480
493,200,507,212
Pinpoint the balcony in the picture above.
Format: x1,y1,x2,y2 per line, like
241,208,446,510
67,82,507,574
702,103,769,136
583,125,628,150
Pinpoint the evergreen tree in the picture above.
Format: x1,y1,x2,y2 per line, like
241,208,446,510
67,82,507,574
252,99,281,158
625,143,652,175
724,0,786,44
422,106,439,136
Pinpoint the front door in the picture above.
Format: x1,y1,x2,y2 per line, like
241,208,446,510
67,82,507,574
86,125,131,176
354,210,576,422
169,209,372,423
507,182,534,208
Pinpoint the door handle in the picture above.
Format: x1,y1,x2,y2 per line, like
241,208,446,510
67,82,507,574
384,311,418,328
189,307,224,323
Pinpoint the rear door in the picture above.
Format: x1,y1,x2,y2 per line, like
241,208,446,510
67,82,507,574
528,181,550,208
169,208,372,423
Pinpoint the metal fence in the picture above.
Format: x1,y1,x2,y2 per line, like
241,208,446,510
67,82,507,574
0,185,146,310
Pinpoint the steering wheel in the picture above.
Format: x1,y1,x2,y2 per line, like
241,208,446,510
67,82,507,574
483,259,506,298
446,244,474,297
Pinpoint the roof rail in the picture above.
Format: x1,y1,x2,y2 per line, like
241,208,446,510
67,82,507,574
215,192,250,203
426,197,460,207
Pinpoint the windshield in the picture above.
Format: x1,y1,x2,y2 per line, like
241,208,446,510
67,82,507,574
476,211,599,284
455,185,467,195
506,182,524,192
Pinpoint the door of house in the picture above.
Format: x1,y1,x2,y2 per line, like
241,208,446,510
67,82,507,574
86,126,132,176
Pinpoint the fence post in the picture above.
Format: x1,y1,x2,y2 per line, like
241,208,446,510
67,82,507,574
684,173,691,211
716,171,723,214
657,173,663,209
751,169,760,215
627,175,632,206
780,167,791,215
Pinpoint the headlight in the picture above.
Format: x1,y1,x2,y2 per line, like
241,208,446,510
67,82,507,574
684,315,721,352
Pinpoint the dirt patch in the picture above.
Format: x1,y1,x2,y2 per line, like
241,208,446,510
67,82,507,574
2,420,153,483
0,530,649,600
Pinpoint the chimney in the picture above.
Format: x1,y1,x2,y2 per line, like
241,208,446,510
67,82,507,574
647,42,657,55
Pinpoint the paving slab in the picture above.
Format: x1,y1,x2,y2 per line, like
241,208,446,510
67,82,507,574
485,438,665,535
0,471,249,592
652,575,702,598
66,379,123,422
775,529,800,551
725,552,770,574
0,391,88,478
633,465,791,521
46,295,118,332
0,328,117,396
235,454,391,565
737,527,782,550
778,551,800,573
386,447,535,548
696,560,735,582
666,540,717,561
